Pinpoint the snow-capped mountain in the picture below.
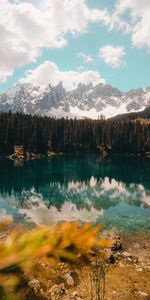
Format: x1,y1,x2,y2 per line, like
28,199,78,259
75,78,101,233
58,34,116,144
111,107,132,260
0,82,150,119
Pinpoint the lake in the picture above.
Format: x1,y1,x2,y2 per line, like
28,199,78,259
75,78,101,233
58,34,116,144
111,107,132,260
0,154,150,234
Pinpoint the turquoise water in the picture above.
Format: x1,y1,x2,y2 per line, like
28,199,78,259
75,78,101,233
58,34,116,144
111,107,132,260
0,155,150,234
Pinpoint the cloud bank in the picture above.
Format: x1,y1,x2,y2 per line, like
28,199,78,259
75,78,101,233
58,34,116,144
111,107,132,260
20,60,105,90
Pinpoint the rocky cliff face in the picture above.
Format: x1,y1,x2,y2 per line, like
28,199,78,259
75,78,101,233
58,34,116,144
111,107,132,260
0,82,150,119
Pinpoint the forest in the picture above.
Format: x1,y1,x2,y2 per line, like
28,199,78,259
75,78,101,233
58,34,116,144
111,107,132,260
0,110,150,155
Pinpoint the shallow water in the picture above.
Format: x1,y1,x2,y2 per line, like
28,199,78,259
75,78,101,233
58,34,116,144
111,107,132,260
0,154,150,234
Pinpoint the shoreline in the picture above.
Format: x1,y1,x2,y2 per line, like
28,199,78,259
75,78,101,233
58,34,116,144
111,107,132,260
1,150,150,161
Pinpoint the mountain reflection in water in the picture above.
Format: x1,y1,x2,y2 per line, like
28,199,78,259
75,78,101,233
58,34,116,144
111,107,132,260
0,155,150,233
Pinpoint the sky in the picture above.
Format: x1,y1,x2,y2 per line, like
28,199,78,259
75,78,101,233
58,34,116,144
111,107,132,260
0,0,150,92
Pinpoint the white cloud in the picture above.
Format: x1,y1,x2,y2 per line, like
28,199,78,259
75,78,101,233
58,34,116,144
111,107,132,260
89,8,111,25
99,45,126,68
0,0,111,83
20,60,105,90
115,0,150,50
90,6,131,34
92,0,150,50
78,52,93,63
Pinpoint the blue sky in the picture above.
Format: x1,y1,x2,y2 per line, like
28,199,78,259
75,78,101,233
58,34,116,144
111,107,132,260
0,0,150,92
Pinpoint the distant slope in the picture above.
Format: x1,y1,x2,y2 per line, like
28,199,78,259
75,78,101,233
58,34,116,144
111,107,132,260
108,106,150,122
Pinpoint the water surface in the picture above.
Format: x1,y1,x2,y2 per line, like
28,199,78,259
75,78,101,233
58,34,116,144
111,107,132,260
0,155,150,234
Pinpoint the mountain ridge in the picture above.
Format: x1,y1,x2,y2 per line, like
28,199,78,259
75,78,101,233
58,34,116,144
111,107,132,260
0,82,150,119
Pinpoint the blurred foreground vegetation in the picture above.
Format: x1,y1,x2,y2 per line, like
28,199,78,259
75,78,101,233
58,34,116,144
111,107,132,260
0,218,111,299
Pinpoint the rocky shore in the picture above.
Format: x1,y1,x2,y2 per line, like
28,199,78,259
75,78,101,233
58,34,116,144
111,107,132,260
0,229,150,300
105,232,150,300
11,232,150,300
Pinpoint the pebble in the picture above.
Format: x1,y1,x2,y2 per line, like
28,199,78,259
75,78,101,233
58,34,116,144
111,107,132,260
127,257,132,262
41,263,46,267
136,268,143,272
63,271,74,286
134,243,140,249
112,290,117,295
137,291,149,299
118,262,125,268
49,283,67,299
122,251,132,258
105,249,116,264
71,291,78,297
70,291,83,300
28,279,40,290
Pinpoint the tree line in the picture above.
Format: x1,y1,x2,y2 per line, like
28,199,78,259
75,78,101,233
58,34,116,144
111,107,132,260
0,111,150,155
